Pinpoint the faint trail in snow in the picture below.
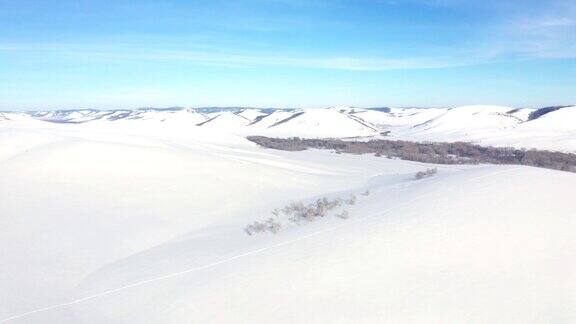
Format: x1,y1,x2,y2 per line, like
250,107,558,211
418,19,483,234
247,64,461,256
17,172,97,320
0,166,522,323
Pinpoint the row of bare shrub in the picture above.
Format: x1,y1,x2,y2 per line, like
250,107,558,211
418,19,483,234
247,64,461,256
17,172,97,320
244,194,359,235
247,136,576,173
414,167,438,180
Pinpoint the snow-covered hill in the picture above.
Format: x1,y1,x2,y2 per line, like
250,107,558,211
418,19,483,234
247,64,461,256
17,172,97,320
2,105,575,151
385,105,576,152
0,121,574,323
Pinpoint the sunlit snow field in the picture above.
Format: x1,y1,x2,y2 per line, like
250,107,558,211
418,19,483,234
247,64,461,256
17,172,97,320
1,109,575,323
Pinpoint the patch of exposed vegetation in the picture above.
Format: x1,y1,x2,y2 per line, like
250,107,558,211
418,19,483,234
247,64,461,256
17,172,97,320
414,167,438,180
244,194,361,236
244,218,282,236
528,106,569,121
247,136,576,173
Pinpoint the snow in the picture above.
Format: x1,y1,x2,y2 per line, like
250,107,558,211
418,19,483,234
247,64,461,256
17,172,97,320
75,166,575,324
245,109,298,129
385,105,519,144
258,108,379,138
0,118,575,323
353,107,445,127
236,108,269,122
508,108,536,121
389,105,576,152
520,106,576,131
375,105,576,152
197,111,250,129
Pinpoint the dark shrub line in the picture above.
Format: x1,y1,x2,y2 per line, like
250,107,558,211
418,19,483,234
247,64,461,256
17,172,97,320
528,106,569,121
247,136,576,173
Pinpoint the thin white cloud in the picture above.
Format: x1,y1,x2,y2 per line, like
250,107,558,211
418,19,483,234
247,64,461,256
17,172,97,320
0,42,493,71
538,17,575,28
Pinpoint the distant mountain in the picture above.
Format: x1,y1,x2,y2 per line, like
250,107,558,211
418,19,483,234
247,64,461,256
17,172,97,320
2,105,575,152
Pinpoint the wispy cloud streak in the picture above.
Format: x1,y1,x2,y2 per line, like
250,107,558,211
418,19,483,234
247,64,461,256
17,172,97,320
0,43,496,71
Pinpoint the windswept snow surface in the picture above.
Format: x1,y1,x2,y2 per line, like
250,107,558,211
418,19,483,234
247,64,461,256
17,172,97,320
0,118,575,323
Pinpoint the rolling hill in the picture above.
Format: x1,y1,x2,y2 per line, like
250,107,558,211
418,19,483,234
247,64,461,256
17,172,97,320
2,105,575,151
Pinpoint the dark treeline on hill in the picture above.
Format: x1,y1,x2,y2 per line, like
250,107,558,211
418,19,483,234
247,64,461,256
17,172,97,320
247,136,576,173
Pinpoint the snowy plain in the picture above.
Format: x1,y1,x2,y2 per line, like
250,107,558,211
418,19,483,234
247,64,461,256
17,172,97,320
0,107,575,323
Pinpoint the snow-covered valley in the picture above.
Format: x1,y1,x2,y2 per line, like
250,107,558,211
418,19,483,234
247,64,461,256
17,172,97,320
1,107,575,323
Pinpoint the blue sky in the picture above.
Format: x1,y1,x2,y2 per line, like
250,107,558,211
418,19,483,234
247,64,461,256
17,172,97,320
1,0,575,110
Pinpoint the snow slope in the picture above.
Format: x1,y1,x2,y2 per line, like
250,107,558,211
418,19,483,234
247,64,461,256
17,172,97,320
520,106,576,131
390,105,576,152
257,108,379,138
390,105,520,143
366,105,576,152
196,111,250,129
496,106,576,152
73,166,575,324
243,109,297,128
0,120,575,323
352,107,446,127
